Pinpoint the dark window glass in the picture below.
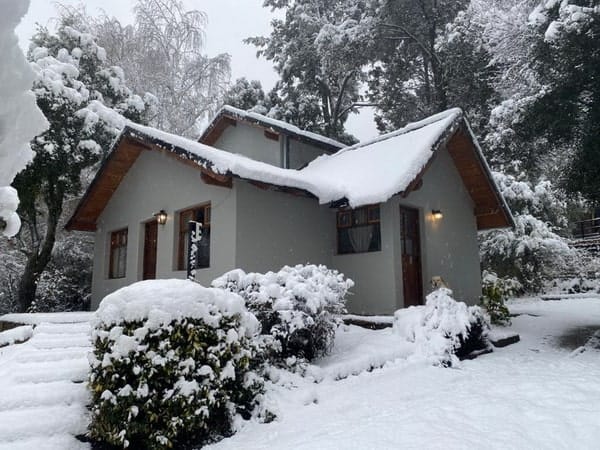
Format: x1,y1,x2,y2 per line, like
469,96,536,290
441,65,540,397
109,228,127,278
337,205,381,254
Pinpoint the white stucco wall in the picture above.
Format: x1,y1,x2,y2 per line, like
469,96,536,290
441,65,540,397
287,138,329,169
213,122,281,166
391,147,483,307
89,143,481,314
91,149,236,308
235,181,334,272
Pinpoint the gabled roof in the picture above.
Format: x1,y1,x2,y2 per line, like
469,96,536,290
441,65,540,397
66,108,514,232
198,105,346,152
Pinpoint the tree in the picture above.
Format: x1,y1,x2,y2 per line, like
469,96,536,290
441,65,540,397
11,22,152,312
248,0,372,142
81,0,231,137
479,171,573,292
367,0,470,131
222,77,269,114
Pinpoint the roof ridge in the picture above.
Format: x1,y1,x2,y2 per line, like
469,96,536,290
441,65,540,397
331,107,464,157
208,105,346,149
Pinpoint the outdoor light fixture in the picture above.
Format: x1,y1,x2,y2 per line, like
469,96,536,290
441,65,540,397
154,210,168,225
432,209,443,220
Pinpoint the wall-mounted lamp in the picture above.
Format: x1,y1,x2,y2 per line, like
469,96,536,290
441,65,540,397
154,210,168,225
431,209,443,220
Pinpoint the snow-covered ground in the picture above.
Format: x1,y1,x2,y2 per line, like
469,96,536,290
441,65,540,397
1,298,599,449
211,297,600,450
0,316,92,450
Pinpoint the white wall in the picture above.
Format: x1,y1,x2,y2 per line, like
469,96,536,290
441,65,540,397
391,147,482,306
213,122,281,166
91,149,237,308
287,138,329,169
235,181,334,272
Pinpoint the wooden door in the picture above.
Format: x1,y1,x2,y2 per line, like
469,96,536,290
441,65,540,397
400,207,423,306
143,219,158,280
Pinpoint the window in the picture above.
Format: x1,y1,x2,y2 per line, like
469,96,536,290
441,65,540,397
337,205,381,254
109,228,128,278
178,203,211,270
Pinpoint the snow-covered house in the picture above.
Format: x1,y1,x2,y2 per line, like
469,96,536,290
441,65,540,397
66,106,513,314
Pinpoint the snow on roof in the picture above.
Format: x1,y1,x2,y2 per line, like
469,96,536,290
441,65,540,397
127,107,463,208
202,105,346,150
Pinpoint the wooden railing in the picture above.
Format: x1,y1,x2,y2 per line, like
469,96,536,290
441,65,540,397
573,218,600,239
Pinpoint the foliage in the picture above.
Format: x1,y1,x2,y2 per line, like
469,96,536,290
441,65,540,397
212,264,353,362
88,281,264,449
222,78,270,114
367,0,470,131
480,171,574,292
480,271,520,326
9,20,153,312
247,0,371,141
66,0,231,137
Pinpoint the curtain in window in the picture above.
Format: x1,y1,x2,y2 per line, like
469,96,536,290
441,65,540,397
348,225,373,253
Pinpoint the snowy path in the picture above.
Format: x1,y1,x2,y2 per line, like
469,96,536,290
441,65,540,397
210,297,600,450
0,320,92,450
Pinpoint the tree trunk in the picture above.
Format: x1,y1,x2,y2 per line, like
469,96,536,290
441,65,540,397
16,191,63,312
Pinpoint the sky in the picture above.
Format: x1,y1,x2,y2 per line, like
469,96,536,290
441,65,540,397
16,0,378,141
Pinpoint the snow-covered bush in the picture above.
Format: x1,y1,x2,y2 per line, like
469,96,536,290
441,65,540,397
480,172,574,292
480,271,520,326
393,288,491,366
88,280,264,449
212,264,353,362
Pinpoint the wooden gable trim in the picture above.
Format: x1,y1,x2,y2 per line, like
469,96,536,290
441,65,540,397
200,116,237,146
396,119,512,231
65,137,146,231
264,129,279,141
66,131,234,232
446,126,513,230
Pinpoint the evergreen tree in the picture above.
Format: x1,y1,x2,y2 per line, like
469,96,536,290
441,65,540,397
367,0,470,131
11,22,153,312
248,0,372,142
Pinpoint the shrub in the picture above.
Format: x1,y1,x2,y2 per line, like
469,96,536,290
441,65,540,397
393,288,491,366
88,279,263,449
480,271,520,326
212,264,353,362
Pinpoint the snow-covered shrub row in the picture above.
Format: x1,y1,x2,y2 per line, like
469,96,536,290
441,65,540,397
212,264,353,362
88,280,264,449
393,288,491,366
480,271,520,326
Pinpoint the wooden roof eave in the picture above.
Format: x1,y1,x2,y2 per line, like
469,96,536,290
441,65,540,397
65,126,233,232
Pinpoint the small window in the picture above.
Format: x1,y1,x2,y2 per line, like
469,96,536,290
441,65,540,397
178,203,211,271
109,228,128,279
337,205,381,254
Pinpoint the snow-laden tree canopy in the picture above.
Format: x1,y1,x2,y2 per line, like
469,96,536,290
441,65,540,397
0,0,48,237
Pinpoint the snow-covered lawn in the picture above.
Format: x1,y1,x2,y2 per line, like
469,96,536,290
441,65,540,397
1,299,600,449
0,314,93,450
211,297,600,450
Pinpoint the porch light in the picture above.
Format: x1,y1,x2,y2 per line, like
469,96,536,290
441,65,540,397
432,209,443,220
154,210,168,225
